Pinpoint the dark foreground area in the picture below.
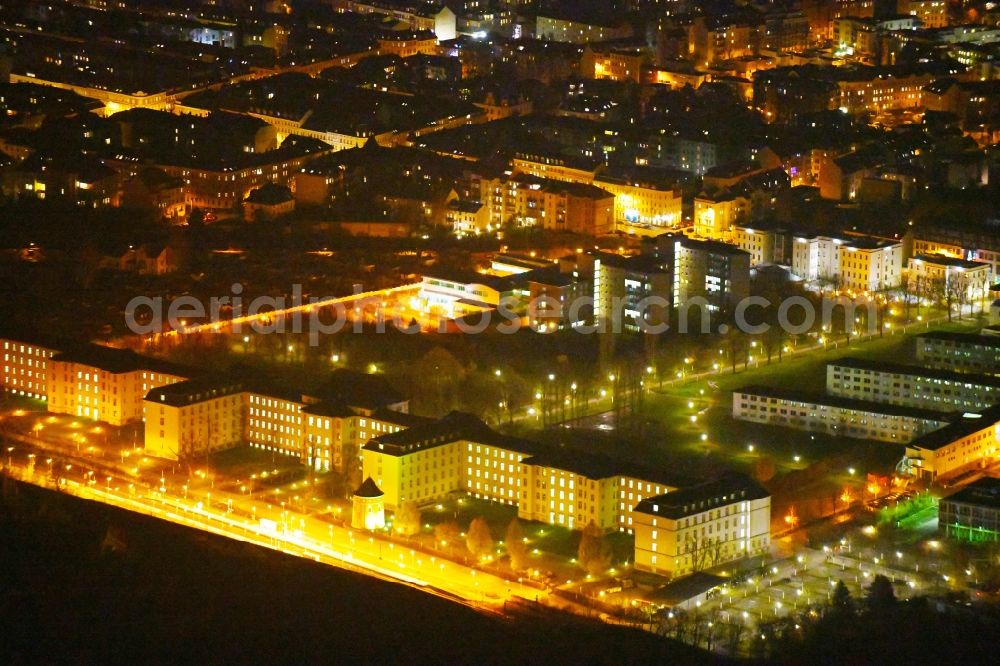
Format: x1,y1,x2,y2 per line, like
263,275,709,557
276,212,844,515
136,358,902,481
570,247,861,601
0,478,705,664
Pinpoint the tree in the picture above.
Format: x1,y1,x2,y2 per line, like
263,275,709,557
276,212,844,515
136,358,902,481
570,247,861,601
754,455,776,483
866,574,896,614
434,521,461,549
831,580,854,617
394,500,421,536
505,517,528,571
466,517,494,561
578,522,611,576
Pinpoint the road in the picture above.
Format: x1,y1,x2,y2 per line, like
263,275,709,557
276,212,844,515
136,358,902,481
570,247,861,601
1,454,546,617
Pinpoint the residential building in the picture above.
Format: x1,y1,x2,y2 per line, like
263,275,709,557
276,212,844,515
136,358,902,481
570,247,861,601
693,192,750,239
633,475,771,577
907,254,991,310
916,331,1000,375
792,234,902,291
594,253,672,333
827,357,1000,412
517,450,624,531
673,236,751,313
733,385,952,443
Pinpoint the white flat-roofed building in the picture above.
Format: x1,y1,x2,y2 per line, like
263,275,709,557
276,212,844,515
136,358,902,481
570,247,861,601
916,331,1000,375
827,357,1000,412
733,385,953,443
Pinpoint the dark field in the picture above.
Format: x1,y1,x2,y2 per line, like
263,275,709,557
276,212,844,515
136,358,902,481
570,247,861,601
0,478,711,664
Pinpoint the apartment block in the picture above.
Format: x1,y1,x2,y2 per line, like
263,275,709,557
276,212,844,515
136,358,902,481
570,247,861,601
733,385,952,443
916,331,1000,375
827,357,1000,412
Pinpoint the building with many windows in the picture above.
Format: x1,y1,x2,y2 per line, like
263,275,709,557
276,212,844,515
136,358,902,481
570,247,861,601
633,474,771,577
594,252,672,333
672,236,751,313
828,357,1000,412
144,378,246,460
792,234,902,291
916,331,1000,375
903,406,1000,480
907,255,992,312
1,335,59,401
939,477,1000,543
46,344,186,425
733,385,952,443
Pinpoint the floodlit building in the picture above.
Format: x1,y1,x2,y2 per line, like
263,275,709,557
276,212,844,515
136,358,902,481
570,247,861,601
46,344,186,425
792,234,902,291
916,331,1000,375
907,255,991,311
351,477,386,531
903,406,1000,480
517,450,623,531
732,385,952,443
827,357,1000,412
633,475,771,577
144,378,246,460
247,390,307,459
1,336,59,401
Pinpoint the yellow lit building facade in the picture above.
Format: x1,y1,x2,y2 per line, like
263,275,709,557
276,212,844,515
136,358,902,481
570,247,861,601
1,337,58,401
144,379,246,460
904,407,1000,481
633,475,771,577
45,345,185,425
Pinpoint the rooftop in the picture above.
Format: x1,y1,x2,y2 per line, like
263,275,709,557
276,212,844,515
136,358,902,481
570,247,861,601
145,376,244,407
941,477,1000,510
735,385,955,422
829,357,1000,388
634,474,769,520
52,344,187,376
908,405,1000,452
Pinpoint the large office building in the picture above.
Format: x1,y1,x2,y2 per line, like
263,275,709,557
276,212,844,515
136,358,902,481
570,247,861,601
361,412,747,546
903,406,1000,480
916,331,1000,375
633,475,771,577
827,357,1000,412
732,385,953,443
939,477,1000,543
